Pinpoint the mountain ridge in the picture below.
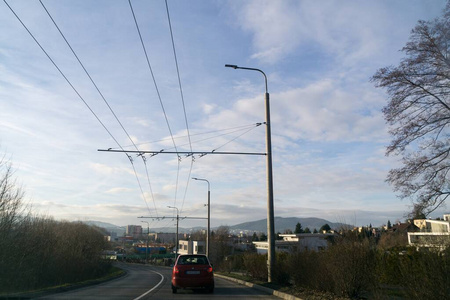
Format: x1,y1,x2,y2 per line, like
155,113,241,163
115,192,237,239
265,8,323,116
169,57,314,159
83,217,351,234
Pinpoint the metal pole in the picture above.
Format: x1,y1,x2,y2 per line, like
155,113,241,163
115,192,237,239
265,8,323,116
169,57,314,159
265,91,275,282
225,64,276,282
168,206,179,258
176,213,179,257
192,177,210,257
141,221,149,263
207,188,210,257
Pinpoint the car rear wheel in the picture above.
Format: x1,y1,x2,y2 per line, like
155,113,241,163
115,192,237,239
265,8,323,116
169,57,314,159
172,285,177,294
208,286,214,293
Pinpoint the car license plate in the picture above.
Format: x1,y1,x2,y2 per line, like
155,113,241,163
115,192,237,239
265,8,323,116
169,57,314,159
186,270,200,275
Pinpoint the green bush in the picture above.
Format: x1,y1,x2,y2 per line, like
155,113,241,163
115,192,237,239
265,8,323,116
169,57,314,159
287,250,332,291
325,239,377,298
396,249,450,299
243,253,267,281
273,252,290,285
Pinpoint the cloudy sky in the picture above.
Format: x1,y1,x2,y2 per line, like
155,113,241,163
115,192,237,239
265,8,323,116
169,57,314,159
1,0,448,230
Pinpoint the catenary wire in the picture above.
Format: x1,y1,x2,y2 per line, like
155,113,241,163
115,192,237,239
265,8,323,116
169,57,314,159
3,0,123,151
212,124,262,152
165,0,192,153
4,0,153,216
165,0,193,214
136,123,263,154
117,123,261,150
128,0,182,217
38,0,158,217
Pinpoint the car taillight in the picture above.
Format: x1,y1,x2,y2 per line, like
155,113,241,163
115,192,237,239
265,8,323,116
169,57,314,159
174,266,179,274
207,266,213,273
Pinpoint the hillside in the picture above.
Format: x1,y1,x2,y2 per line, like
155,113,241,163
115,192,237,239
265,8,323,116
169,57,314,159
229,217,350,233
83,217,351,235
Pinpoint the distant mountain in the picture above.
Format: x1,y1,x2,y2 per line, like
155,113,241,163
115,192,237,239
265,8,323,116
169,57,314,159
229,217,351,233
82,221,126,236
82,217,351,236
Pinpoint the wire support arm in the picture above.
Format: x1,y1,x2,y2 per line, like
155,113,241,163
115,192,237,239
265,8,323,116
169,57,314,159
98,149,267,156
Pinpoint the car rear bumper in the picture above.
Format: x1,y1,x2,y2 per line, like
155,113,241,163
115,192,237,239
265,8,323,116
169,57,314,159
172,276,214,289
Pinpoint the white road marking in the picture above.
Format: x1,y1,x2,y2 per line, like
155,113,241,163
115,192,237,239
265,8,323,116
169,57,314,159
133,270,165,300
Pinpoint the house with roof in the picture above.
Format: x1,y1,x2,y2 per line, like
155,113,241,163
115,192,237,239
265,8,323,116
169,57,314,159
253,233,335,254
408,214,450,251
178,240,205,255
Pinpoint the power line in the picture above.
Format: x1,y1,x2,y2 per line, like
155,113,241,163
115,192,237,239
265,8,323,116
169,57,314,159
116,123,262,150
38,0,158,217
98,149,266,156
128,0,182,214
150,123,264,155
127,0,179,154
212,124,262,152
3,0,122,150
165,0,192,153
165,0,193,214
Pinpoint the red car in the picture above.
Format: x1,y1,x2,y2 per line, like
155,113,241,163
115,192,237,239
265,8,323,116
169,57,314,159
171,254,214,293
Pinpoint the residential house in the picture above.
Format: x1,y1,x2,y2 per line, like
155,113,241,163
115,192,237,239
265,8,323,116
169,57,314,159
408,214,450,251
178,240,205,255
253,233,335,254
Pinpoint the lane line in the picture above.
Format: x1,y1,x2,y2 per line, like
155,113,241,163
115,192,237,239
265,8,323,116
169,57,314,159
133,270,165,300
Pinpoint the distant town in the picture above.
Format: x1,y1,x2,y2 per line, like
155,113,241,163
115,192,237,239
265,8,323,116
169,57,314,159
95,214,450,262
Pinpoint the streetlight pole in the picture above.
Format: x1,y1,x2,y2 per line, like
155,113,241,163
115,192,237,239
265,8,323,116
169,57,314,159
168,206,179,258
192,177,210,257
141,221,149,264
225,64,276,283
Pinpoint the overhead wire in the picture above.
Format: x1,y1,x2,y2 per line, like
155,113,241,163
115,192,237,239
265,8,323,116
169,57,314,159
212,124,263,152
128,0,182,218
38,0,157,217
117,123,261,150
142,123,263,154
3,0,123,150
165,0,193,214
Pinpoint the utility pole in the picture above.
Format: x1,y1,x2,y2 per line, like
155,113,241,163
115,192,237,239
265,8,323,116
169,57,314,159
167,206,179,257
141,221,149,263
225,64,276,282
192,177,210,257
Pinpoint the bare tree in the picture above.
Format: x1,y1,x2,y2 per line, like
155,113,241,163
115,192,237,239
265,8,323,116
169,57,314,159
372,2,450,216
0,158,26,233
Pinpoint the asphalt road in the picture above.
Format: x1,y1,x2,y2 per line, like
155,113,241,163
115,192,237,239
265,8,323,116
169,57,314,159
37,262,279,300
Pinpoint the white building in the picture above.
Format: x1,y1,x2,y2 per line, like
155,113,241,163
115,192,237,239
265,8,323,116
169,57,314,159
408,214,450,251
178,240,206,255
253,233,334,254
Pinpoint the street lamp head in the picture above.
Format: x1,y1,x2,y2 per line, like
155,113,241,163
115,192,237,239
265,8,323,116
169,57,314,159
167,205,179,213
225,64,238,69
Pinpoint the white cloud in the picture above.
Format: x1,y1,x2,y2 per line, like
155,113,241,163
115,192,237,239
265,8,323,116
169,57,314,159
1,0,447,230
105,187,133,194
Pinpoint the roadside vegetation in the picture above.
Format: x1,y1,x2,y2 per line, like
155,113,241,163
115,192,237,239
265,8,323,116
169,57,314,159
0,158,112,295
215,229,450,300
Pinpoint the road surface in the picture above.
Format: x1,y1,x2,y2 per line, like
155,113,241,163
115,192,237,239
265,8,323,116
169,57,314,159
37,262,279,300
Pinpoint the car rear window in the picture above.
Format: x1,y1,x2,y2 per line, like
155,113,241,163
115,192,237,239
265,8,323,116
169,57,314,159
177,256,208,265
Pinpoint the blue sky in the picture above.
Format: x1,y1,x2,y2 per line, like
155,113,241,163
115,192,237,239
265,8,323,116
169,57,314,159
1,0,448,229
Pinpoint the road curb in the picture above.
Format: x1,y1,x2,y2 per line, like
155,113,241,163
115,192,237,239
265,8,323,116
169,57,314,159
215,274,304,300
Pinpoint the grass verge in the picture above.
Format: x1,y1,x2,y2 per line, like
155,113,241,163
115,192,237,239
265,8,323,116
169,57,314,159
216,271,351,300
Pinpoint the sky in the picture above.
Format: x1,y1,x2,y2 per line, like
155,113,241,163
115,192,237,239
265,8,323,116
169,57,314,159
1,0,448,230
